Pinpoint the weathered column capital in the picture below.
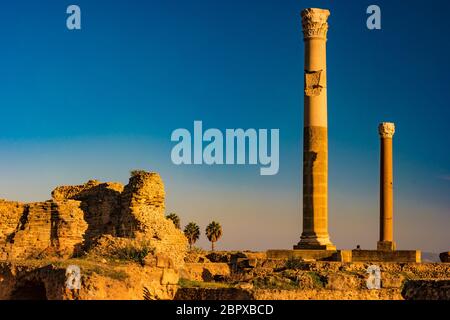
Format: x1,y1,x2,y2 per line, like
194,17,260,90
301,8,330,40
378,122,395,139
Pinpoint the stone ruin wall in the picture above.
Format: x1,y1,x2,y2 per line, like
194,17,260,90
0,172,187,268
0,200,88,260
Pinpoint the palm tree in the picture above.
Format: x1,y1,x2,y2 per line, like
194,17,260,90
166,213,180,229
205,221,222,251
184,222,200,250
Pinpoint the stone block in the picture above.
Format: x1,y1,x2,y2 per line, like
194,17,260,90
351,250,421,263
160,269,179,285
337,250,353,263
156,254,174,269
377,241,396,251
267,249,338,261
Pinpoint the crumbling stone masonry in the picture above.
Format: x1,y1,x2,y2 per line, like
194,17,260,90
0,172,187,268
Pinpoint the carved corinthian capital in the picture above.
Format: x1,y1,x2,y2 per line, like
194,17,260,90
378,122,396,138
301,8,330,40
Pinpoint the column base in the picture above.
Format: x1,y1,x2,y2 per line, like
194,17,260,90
377,241,396,251
295,234,336,250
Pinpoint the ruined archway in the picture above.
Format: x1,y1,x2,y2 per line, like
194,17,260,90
10,280,48,300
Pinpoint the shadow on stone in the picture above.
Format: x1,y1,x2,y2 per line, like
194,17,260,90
10,280,47,300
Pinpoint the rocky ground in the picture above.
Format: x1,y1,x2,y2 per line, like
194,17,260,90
0,257,178,300
1,248,449,300
177,250,450,300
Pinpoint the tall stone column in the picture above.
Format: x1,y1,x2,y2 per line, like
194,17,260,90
377,122,396,251
295,8,335,250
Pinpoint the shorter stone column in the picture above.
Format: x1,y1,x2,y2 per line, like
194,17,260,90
377,122,396,251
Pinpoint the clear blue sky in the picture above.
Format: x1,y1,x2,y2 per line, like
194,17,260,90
0,0,449,252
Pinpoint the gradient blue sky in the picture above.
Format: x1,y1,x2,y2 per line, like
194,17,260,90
0,0,449,252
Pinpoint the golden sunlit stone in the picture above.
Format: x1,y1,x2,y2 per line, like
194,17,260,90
295,8,335,250
378,122,396,251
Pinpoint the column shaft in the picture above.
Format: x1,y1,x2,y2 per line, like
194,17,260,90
380,138,393,241
296,8,335,250
378,122,396,251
